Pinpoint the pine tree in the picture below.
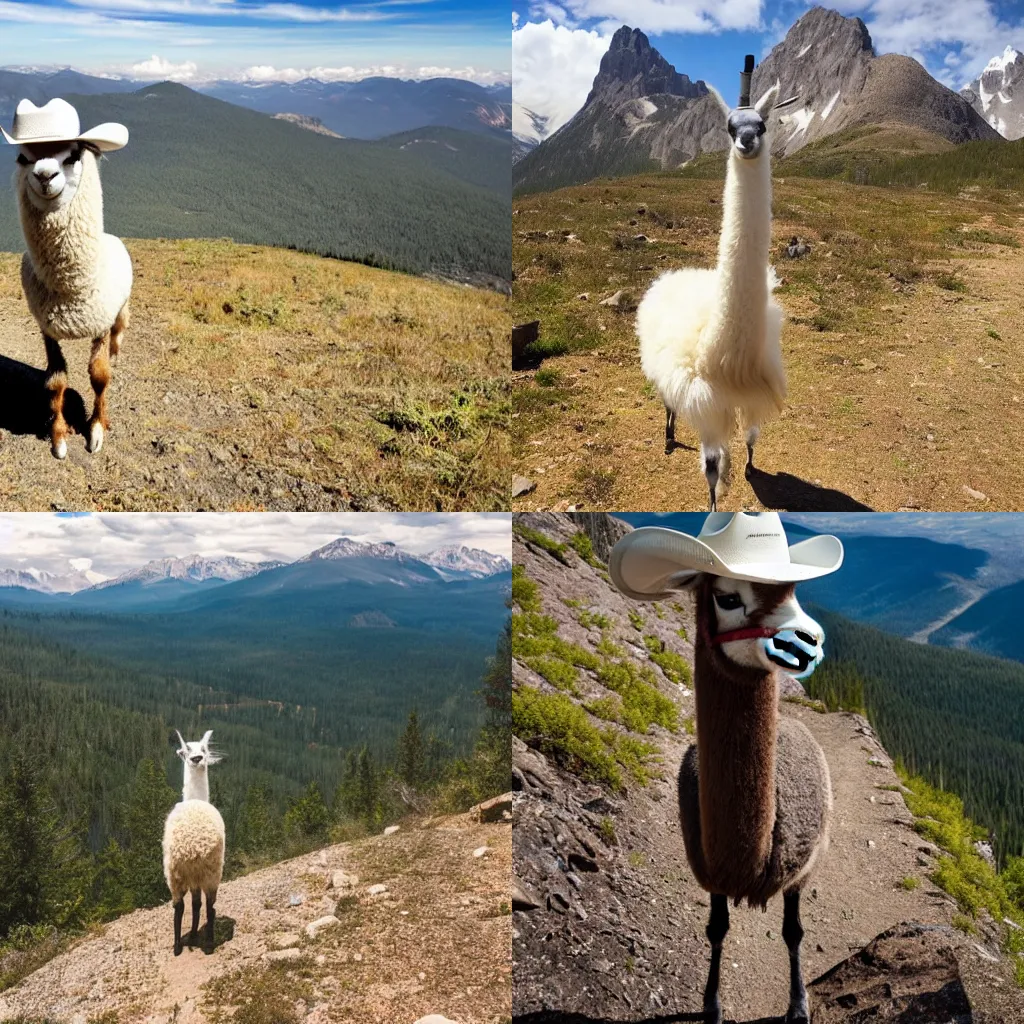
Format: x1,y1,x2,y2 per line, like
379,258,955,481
123,758,177,908
335,750,361,819
473,614,512,798
398,710,426,790
284,781,330,843
356,748,380,827
236,783,282,857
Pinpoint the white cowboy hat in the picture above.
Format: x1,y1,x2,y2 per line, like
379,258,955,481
2,98,128,152
609,512,843,599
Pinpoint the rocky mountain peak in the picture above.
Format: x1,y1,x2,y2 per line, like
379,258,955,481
585,24,707,109
961,45,1024,139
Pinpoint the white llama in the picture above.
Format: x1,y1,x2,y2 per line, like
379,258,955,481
162,729,225,956
6,98,132,459
637,57,789,510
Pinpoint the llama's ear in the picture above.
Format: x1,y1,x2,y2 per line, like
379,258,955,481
174,729,187,756
201,729,213,748
754,81,781,118
705,84,732,120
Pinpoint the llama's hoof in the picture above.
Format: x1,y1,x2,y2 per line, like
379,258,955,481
744,461,753,479
51,438,67,460
86,422,104,454
173,941,183,957
786,999,809,1024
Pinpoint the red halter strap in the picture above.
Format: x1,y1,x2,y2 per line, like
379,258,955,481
711,626,778,646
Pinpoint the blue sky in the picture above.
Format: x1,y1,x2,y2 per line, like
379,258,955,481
0,0,510,83
512,0,1024,134
0,512,511,578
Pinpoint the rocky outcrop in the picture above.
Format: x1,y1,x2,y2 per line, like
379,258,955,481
565,511,632,563
962,46,1024,140
585,26,708,109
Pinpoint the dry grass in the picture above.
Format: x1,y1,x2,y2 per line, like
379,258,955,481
512,171,1024,511
0,238,510,510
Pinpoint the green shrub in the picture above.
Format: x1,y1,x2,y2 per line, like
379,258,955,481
511,564,541,612
899,875,920,891
628,609,644,632
527,656,580,694
598,816,617,845
595,658,678,734
535,368,563,387
513,522,569,563
570,532,601,567
577,608,612,632
642,635,692,686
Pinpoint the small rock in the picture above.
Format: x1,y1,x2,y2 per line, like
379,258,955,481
473,846,490,859
476,792,513,822
265,947,303,962
331,870,359,890
289,893,305,906
383,825,400,836
599,290,624,307
575,292,590,301
413,1017,457,1024
867,840,876,849
512,879,542,912
353,952,364,962
512,476,536,498
367,883,389,897
963,485,988,502
271,932,301,949
306,915,341,939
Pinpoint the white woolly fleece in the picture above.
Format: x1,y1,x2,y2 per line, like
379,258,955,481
637,137,787,450
18,149,132,342
162,799,225,902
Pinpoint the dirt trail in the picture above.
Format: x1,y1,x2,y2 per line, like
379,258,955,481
512,514,1024,1022
512,177,1024,511
0,808,512,1024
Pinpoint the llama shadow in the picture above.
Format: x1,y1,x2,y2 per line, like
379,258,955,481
184,915,236,955
512,1013,785,1024
0,354,88,438
746,467,873,512
665,439,698,455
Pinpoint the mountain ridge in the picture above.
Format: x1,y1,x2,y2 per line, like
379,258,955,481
513,5,1000,194
961,45,1024,139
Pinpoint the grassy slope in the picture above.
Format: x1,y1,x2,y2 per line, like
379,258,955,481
511,157,1024,511
0,238,509,511
0,83,510,282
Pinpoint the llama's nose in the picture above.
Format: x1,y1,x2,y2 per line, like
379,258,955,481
737,131,756,153
35,168,57,183
190,754,203,764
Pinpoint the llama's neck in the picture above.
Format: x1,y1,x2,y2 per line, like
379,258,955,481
706,148,772,348
19,150,104,296
693,589,779,893
183,767,210,803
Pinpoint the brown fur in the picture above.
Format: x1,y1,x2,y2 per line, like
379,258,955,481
678,575,831,908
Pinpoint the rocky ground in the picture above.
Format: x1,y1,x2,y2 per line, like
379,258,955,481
0,802,512,1024
512,513,1024,1023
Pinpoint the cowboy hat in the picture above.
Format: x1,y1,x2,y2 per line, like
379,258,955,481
609,512,843,599
2,98,128,152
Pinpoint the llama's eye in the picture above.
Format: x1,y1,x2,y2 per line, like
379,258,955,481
714,593,743,611
757,123,766,136
63,155,77,166
16,154,28,166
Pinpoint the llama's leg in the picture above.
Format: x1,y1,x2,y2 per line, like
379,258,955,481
173,898,185,956
744,424,760,478
188,889,202,948
43,335,69,460
204,887,217,953
700,444,730,512
702,893,729,1024
783,889,809,1024
109,299,129,362
87,333,111,454
664,406,676,455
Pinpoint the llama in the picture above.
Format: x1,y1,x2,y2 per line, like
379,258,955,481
610,515,844,1024
163,729,225,956
637,56,788,510
7,98,132,459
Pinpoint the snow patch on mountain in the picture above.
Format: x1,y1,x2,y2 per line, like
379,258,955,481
93,555,284,590
961,45,1024,139
423,545,511,579
0,565,103,594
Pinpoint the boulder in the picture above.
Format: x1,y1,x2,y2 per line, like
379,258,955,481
305,915,341,939
475,792,513,822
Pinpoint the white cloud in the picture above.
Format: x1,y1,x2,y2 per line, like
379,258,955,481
66,0,394,19
0,513,511,579
512,18,611,134
834,0,1024,87
559,0,762,34
131,54,199,79
512,10,519,28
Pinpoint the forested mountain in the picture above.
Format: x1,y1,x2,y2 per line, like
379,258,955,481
930,578,1024,661
0,566,512,953
0,83,510,281
808,607,1024,862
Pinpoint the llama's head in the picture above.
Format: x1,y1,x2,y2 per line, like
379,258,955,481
13,141,96,212
175,729,222,772
696,574,824,679
708,53,790,162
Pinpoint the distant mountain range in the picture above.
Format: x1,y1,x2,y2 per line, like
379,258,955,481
0,83,511,283
615,512,1024,665
514,7,1000,194
512,101,550,163
0,538,510,609
0,68,510,142
961,46,1024,140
